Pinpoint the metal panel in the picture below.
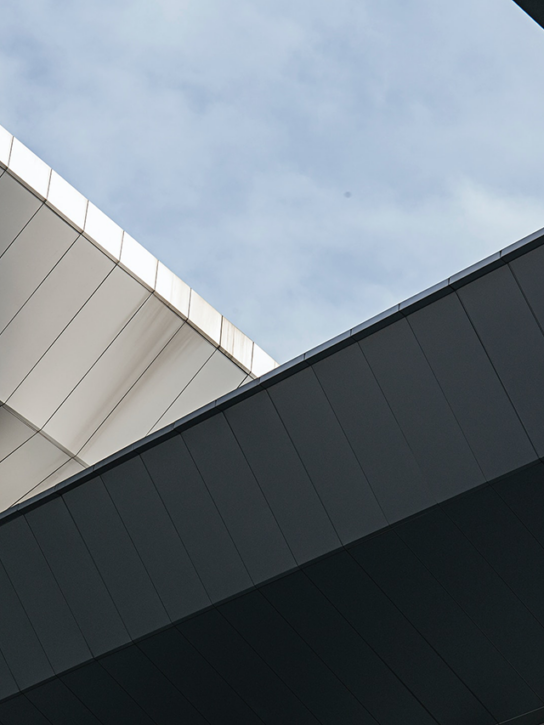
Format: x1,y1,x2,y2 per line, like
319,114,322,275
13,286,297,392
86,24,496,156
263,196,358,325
0,206,78,334
397,507,544,701
351,531,541,723
0,174,41,257
457,265,544,456
225,390,340,564
102,455,210,621
0,516,91,672
8,265,149,429
44,294,182,459
182,414,295,584
188,290,222,345
140,435,253,602
408,293,535,479
180,608,319,724
0,559,53,691
26,679,101,725
360,318,484,501
138,628,263,724
62,662,155,725
313,343,433,523
220,589,376,725
0,435,70,512
100,646,209,725
267,367,387,544
151,350,246,432
510,245,544,328
492,463,544,551
0,697,51,725
305,549,493,725
0,408,34,463
444,486,544,629
0,236,114,402
16,458,85,505
63,476,169,639
26,497,130,657
79,323,214,465
262,572,437,725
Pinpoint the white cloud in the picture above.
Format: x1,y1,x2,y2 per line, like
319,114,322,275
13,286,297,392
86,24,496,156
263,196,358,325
1,0,543,360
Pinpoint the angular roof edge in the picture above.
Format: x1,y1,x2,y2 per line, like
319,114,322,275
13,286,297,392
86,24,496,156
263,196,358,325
4,218,544,523
0,125,277,379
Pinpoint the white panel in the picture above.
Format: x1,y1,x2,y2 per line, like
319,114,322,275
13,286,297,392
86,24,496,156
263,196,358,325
79,323,215,465
8,138,51,199
252,343,277,378
84,202,123,260
8,266,149,429
47,171,88,230
151,350,246,432
120,233,158,290
0,205,79,333
0,407,34,462
220,319,253,372
155,262,190,318
0,126,12,167
44,295,183,456
0,174,42,257
15,458,85,505
238,374,254,388
0,434,69,512
0,237,115,401
188,290,222,345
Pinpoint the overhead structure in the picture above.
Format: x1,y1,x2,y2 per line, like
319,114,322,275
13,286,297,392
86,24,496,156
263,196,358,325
0,126,276,511
1,1,544,722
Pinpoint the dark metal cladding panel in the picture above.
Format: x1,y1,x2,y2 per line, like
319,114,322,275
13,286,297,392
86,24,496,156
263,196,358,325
351,530,541,722
457,265,544,456
0,697,51,725
26,680,101,725
312,343,433,523
224,390,340,564
262,572,437,725
396,507,544,702
179,607,319,724
141,435,252,603
492,463,544,550
513,0,544,29
360,318,484,501
138,628,263,725
63,476,169,640
444,486,544,627
0,516,91,673
25,497,130,656
305,549,494,725
0,651,16,702
220,589,377,725
182,414,296,584
62,662,155,725
267,367,387,544
511,245,544,334
408,293,535,479
0,560,52,691
102,455,210,621
100,646,209,725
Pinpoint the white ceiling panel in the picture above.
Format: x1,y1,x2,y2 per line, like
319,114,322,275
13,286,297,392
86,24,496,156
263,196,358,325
79,323,215,465
120,233,158,290
0,237,115,402
8,139,51,199
0,206,79,334
0,434,69,512
0,407,35,463
47,171,88,231
0,126,12,167
14,458,85,505
151,350,247,433
188,290,222,345
7,266,150,429
84,202,123,260
44,294,184,456
0,173,42,257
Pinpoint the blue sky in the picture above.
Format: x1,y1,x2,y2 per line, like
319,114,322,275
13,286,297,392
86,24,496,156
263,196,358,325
2,0,544,362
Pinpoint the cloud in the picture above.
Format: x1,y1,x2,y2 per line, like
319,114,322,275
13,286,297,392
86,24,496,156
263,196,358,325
0,0,543,360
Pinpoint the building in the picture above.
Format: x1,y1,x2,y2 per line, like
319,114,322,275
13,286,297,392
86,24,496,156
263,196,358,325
0,2,543,722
